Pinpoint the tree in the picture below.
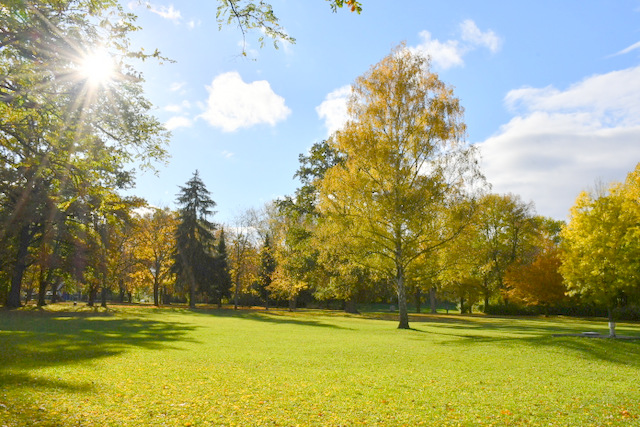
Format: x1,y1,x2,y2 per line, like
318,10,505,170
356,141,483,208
134,207,178,306
1,0,168,307
229,211,259,309
172,171,217,309
560,165,640,336
473,193,538,310
257,233,276,310
211,229,232,307
318,45,482,329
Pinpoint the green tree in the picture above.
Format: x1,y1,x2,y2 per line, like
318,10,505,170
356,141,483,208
173,171,217,309
211,229,232,308
560,165,640,336
318,45,482,329
257,233,276,310
1,0,168,307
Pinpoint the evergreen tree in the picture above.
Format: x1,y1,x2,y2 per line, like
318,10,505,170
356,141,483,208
172,171,217,308
211,229,232,308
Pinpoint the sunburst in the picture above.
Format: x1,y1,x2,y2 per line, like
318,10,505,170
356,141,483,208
77,49,116,87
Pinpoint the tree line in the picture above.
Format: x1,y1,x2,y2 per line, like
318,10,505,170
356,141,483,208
2,1,639,332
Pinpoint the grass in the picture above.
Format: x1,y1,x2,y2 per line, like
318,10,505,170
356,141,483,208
1,304,639,426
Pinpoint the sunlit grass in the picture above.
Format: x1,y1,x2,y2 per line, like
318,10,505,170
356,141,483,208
1,304,639,426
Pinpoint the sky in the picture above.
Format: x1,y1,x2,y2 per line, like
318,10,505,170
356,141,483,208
121,0,640,225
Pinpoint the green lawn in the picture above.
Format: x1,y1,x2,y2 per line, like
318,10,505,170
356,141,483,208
1,304,639,426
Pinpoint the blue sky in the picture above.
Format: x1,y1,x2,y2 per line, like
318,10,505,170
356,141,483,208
122,0,640,225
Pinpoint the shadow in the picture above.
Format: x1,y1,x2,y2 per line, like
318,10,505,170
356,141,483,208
0,308,198,426
411,316,640,368
189,307,354,330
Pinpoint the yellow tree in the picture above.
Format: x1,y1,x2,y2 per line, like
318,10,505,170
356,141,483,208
133,207,178,306
560,164,640,336
318,45,482,329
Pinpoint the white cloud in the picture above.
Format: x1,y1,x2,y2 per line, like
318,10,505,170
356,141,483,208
410,20,502,70
148,4,182,22
170,82,187,92
165,116,193,130
164,100,191,113
460,19,502,53
187,19,201,30
613,40,640,56
477,66,640,220
411,31,464,70
222,150,234,159
199,72,291,132
315,85,352,136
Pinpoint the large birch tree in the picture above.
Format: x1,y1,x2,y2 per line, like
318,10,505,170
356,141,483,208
318,45,483,329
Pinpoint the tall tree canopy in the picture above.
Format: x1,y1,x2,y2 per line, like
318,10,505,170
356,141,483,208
0,0,168,307
318,45,483,329
560,163,640,335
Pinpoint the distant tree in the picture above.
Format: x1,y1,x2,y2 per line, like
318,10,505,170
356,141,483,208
473,193,538,310
173,171,217,308
229,211,259,309
318,45,482,329
257,233,276,310
211,229,232,308
134,207,178,306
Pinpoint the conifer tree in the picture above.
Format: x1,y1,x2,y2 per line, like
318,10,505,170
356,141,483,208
173,171,217,308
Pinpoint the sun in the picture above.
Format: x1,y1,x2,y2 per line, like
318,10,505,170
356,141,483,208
78,49,116,86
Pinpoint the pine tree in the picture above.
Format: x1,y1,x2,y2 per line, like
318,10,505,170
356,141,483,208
172,171,217,308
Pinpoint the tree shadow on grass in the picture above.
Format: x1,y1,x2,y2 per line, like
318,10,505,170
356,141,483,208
0,308,198,427
412,317,640,368
190,307,354,330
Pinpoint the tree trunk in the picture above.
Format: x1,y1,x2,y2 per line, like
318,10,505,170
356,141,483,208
396,272,410,329
100,286,108,308
24,286,33,305
37,277,47,307
483,293,489,313
430,287,437,314
264,296,269,311
7,225,31,308
88,286,97,307
189,281,196,309
153,276,159,307
607,306,616,338
344,298,359,314
50,278,59,303
234,276,240,310
415,288,421,313
288,294,297,312
460,295,465,314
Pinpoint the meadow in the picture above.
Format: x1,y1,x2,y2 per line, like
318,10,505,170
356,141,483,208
1,304,639,426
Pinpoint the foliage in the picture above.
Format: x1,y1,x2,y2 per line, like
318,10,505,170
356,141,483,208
0,0,168,307
132,207,178,306
505,246,566,308
318,44,482,328
216,0,362,54
560,163,640,320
